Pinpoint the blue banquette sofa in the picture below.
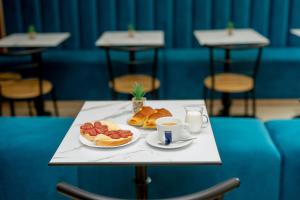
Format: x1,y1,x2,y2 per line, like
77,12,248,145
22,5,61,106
1,0,300,100
0,117,299,200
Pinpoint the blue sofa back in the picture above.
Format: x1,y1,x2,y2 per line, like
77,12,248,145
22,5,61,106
4,0,300,49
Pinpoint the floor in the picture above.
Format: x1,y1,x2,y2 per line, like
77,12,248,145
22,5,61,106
1,99,299,121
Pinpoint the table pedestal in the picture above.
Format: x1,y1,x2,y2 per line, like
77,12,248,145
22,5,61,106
135,166,151,200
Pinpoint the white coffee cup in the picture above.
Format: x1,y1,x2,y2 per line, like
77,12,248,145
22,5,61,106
156,117,190,145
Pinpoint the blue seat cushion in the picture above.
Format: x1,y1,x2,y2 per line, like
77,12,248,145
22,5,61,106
147,118,281,200
0,117,77,200
265,119,300,200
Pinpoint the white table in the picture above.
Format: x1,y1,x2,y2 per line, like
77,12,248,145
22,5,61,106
194,28,269,116
50,100,221,199
95,31,164,47
0,33,70,48
291,29,300,37
194,28,269,46
0,32,70,115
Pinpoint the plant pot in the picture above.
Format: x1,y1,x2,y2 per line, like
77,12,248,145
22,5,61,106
28,32,36,40
227,28,233,36
132,97,146,113
128,30,135,38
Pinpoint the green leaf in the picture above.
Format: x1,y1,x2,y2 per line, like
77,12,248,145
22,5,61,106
131,82,145,100
27,25,36,33
227,21,234,29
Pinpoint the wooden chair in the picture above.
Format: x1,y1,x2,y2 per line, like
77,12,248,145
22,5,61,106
203,45,264,117
0,72,22,115
0,49,58,116
57,178,240,200
104,46,160,100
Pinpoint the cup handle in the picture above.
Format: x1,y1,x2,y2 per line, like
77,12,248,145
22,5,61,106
201,114,209,128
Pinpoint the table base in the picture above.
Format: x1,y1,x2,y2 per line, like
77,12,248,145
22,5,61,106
135,166,151,200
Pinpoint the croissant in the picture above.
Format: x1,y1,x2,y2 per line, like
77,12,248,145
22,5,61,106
128,106,155,126
143,108,172,128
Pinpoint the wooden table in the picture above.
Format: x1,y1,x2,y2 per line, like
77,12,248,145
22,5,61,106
0,33,70,115
194,29,269,116
49,100,221,199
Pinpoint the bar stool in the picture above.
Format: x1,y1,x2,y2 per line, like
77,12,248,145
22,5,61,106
0,72,22,115
0,48,58,116
0,78,58,116
203,45,264,117
105,46,160,100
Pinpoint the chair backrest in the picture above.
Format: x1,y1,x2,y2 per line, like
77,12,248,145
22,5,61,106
57,178,240,200
208,44,265,83
104,46,159,91
0,48,45,95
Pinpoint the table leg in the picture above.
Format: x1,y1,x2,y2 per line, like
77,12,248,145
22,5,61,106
128,51,136,100
135,166,151,200
220,49,232,116
31,51,50,116
220,93,231,116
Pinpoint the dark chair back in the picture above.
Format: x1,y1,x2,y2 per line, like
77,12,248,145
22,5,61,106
208,44,266,83
57,178,240,200
104,46,159,98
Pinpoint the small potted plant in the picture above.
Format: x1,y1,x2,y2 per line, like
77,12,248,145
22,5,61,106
227,21,234,36
27,25,36,39
128,24,135,38
132,82,146,113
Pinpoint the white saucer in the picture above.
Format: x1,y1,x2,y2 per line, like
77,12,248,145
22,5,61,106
79,124,140,149
146,133,193,149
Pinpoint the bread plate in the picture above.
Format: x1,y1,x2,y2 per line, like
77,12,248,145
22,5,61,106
80,124,140,148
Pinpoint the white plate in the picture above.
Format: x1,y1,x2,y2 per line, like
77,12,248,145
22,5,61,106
79,124,140,149
146,132,193,149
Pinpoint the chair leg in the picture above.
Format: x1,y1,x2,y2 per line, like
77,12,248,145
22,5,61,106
209,90,214,116
152,89,159,100
27,100,33,116
244,92,249,116
252,89,256,117
0,99,2,116
203,86,208,103
51,89,59,116
111,90,117,100
9,100,15,116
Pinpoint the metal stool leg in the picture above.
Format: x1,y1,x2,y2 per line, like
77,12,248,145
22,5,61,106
209,90,214,116
203,86,208,103
0,99,2,116
244,92,249,116
51,89,59,116
252,89,256,117
9,100,15,116
27,100,33,116
111,89,117,100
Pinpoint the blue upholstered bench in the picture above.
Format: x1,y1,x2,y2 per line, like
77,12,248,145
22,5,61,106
1,48,300,100
0,117,77,200
0,117,282,200
266,119,300,200
146,118,281,200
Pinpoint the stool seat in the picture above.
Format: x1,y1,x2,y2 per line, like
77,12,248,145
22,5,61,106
0,72,22,85
1,78,53,99
109,74,160,94
204,73,253,93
